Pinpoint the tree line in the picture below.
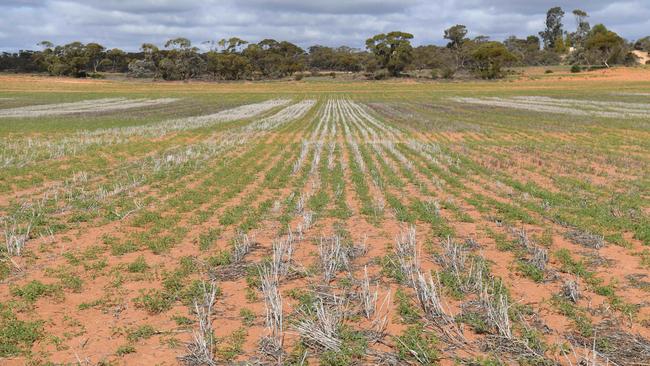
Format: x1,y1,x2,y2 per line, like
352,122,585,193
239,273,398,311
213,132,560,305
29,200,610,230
1,7,649,80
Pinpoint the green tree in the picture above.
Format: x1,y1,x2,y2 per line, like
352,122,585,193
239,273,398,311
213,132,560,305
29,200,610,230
163,38,205,80
206,52,251,80
129,43,162,79
571,9,591,47
585,24,625,68
504,35,545,65
444,24,470,71
243,39,305,78
85,42,106,73
218,37,248,53
48,42,89,77
539,7,565,50
365,31,414,76
634,36,650,52
105,48,127,72
471,41,516,79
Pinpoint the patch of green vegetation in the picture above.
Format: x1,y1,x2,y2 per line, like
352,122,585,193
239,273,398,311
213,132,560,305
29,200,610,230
208,250,232,267
127,324,156,342
172,315,194,327
0,303,44,357
133,289,174,314
378,253,406,284
239,308,255,326
131,210,164,227
551,295,593,338
286,288,316,313
394,324,438,365
438,269,465,299
116,344,136,356
554,249,592,278
320,326,367,366
198,228,222,251
11,280,61,302
216,327,247,362
456,312,489,334
395,288,420,323
517,261,544,283
634,249,650,268
127,255,150,273
109,240,140,256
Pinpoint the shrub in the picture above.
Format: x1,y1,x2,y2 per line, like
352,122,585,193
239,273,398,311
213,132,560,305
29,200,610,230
440,67,455,79
372,69,390,80
544,69,553,74
570,64,582,73
294,73,304,81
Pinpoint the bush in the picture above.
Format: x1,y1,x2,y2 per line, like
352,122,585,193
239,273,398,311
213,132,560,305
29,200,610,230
570,64,582,73
440,67,455,79
544,69,553,74
372,69,390,80
294,73,303,81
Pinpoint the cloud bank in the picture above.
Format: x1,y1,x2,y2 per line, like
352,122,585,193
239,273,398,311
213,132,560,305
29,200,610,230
1,0,648,51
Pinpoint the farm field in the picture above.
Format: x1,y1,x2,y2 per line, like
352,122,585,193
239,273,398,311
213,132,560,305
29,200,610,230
0,70,649,365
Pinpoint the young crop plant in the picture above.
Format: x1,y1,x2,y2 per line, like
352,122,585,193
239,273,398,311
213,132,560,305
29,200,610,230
0,303,44,357
394,324,439,365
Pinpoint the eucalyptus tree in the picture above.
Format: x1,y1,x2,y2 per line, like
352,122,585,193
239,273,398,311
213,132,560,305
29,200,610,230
365,31,414,76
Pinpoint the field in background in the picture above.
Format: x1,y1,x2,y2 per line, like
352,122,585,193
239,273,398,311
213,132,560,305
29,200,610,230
0,69,649,365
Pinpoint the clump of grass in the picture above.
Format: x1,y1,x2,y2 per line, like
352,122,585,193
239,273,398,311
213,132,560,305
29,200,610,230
128,255,149,273
240,308,255,326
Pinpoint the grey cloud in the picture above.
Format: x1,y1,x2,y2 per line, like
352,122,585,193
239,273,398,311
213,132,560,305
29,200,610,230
0,0,648,52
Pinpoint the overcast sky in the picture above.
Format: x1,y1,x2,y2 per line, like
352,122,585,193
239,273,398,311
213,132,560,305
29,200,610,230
1,0,648,52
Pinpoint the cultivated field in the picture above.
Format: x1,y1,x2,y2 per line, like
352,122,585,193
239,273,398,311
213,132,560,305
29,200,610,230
0,70,649,365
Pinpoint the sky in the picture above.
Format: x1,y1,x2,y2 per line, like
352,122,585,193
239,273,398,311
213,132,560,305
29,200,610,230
1,0,648,52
